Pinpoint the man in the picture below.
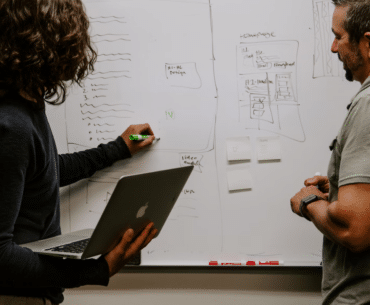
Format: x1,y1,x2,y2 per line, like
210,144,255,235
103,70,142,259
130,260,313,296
0,0,157,304
290,0,370,304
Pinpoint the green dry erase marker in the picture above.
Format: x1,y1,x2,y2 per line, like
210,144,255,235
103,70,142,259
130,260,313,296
129,134,160,141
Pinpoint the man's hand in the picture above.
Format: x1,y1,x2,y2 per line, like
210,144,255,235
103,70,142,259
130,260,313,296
290,186,328,218
103,223,158,277
304,175,330,197
121,124,156,156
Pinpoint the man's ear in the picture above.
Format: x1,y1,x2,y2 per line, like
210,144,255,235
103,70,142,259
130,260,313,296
364,32,370,58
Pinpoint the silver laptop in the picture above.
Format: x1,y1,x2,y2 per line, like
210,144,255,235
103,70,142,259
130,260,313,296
20,166,194,260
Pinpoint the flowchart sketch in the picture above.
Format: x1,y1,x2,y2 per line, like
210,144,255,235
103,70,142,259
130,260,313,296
237,41,305,142
66,0,217,153
312,0,343,78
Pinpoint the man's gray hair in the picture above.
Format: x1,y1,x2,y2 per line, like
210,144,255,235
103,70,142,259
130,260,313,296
332,0,370,44
332,0,361,5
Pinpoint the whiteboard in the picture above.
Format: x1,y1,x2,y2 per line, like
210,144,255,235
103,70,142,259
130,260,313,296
47,0,360,266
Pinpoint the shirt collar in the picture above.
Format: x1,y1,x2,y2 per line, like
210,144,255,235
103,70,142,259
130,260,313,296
347,76,370,111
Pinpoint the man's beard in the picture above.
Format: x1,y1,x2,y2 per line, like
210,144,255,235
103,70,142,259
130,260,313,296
338,46,363,82
344,67,354,82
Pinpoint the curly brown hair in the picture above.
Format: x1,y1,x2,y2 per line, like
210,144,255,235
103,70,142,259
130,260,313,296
0,0,97,108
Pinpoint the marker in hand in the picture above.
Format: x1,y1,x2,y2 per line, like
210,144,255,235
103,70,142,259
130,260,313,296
129,134,160,141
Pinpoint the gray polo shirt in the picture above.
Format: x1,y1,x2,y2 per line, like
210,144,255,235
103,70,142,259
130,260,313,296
322,76,370,305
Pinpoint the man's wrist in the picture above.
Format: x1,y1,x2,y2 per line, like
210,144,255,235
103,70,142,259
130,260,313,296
299,201,311,221
300,195,326,221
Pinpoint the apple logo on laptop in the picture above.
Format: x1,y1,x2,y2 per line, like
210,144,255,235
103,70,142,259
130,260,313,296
136,202,149,218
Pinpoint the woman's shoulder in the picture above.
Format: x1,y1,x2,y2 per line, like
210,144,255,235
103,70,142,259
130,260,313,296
0,92,38,139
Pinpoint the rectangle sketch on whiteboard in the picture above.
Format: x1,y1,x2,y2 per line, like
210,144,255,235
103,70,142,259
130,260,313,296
237,41,305,142
312,0,343,78
66,0,217,153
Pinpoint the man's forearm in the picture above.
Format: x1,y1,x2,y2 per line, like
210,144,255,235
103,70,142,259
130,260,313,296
306,200,350,247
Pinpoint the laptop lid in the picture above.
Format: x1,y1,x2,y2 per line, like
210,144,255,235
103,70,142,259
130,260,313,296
81,165,193,259
20,166,193,260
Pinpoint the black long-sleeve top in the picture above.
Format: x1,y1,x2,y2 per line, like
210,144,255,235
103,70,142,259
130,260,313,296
0,91,131,304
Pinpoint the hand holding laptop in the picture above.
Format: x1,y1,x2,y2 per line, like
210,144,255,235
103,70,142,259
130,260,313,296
103,222,158,277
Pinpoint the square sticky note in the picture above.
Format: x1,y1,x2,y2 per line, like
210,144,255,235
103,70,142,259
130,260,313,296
227,169,253,191
226,137,252,161
256,136,282,161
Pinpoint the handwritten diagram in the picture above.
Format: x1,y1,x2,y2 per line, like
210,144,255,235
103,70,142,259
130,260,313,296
66,1,217,153
312,0,343,78
64,0,222,263
237,41,305,142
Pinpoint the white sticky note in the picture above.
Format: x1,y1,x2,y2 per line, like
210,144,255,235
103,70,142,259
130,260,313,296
227,169,253,191
256,136,282,161
226,137,252,161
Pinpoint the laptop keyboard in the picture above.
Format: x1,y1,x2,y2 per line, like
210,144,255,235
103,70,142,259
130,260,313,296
45,238,90,253
44,238,141,265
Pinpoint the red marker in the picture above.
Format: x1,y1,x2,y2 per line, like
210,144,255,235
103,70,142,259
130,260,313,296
210,260,284,266
220,262,242,266
209,261,243,266
258,261,284,266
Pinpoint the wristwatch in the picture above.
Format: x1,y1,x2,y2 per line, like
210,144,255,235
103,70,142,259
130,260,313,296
300,194,325,221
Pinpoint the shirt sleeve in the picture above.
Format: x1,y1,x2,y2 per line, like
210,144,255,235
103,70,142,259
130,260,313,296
0,118,110,289
338,94,370,186
59,137,131,187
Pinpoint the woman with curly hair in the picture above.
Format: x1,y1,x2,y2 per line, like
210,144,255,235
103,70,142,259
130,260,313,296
0,0,158,304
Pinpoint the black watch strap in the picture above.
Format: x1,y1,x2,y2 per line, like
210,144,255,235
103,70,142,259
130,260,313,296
300,194,325,221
